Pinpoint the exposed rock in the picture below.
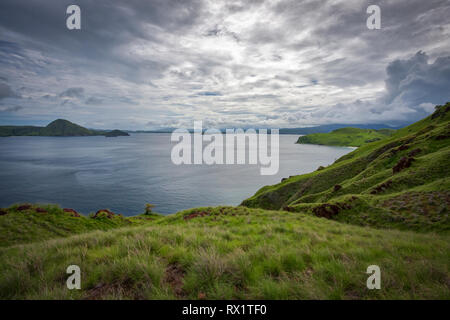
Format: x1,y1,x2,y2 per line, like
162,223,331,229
93,209,116,219
164,263,186,297
17,205,32,211
63,208,81,217
313,204,340,219
312,197,357,219
393,156,415,174
390,144,410,155
435,133,450,140
408,148,421,157
184,210,208,220
371,180,393,194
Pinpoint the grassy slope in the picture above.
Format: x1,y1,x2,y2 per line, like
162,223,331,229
296,128,395,147
242,102,450,233
0,103,449,300
0,206,448,299
0,204,158,247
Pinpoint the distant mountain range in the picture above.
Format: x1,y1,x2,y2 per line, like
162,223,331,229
278,123,406,134
0,119,408,137
131,122,408,134
0,119,129,137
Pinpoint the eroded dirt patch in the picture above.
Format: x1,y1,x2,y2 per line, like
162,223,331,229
92,209,122,219
17,205,32,211
84,278,146,300
313,197,356,219
371,180,393,194
184,211,209,220
382,191,450,217
164,263,186,297
63,208,80,217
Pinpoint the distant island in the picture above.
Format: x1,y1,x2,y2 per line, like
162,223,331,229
296,127,395,147
0,119,129,137
130,123,405,135
104,129,130,137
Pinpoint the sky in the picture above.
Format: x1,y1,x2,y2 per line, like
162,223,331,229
0,0,449,130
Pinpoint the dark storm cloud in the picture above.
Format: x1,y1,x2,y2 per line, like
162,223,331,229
0,105,23,113
0,0,203,50
59,87,84,98
197,91,222,96
0,0,448,128
85,97,103,105
384,51,450,107
0,82,18,99
0,0,204,83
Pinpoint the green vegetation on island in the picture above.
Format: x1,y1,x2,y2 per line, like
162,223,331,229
104,129,130,137
0,119,128,137
296,127,395,147
0,102,449,300
243,102,450,233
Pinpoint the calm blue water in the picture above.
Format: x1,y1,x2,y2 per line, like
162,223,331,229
0,134,352,215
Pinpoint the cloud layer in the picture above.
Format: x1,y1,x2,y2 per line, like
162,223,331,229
0,0,449,128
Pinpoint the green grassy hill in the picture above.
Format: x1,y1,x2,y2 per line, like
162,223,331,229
0,206,448,299
296,127,395,147
40,119,97,136
242,102,450,233
0,103,449,300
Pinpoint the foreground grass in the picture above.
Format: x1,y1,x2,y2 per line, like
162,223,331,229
0,206,448,300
